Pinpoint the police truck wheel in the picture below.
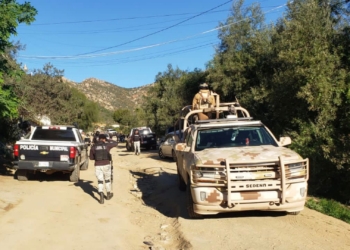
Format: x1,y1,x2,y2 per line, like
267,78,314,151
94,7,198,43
69,166,80,182
177,167,186,192
17,169,28,181
186,181,203,219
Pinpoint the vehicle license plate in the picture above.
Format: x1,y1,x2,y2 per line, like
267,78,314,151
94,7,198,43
38,162,49,167
142,141,147,143
60,155,69,161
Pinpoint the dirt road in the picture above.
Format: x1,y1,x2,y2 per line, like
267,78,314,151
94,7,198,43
1,144,350,250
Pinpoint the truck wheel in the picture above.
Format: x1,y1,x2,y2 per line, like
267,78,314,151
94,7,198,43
69,166,80,182
17,169,28,181
177,167,186,192
186,182,203,219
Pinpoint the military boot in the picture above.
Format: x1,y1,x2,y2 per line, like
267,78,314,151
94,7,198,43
106,192,113,200
99,192,104,204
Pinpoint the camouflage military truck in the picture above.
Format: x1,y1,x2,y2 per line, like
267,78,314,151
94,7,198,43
175,98,309,219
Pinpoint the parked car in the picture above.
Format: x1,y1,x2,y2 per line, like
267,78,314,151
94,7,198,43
106,129,118,138
158,132,180,161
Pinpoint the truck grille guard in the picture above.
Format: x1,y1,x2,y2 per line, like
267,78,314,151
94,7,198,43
190,157,309,207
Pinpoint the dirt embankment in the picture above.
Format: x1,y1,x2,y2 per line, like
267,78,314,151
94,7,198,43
0,144,350,250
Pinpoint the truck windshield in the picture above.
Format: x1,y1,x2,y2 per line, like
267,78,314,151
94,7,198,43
32,129,76,141
195,126,278,151
139,129,152,135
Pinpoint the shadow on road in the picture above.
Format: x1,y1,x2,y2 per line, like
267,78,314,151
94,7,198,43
21,171,69,182
0,160,15,177
134,150,174,162
118,153,131,157
130,169,188,219
130,168,287,220
74,179,100,203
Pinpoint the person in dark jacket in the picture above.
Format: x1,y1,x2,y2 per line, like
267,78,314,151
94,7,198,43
89,134,118,204
93,130,100,144
131,129,143,155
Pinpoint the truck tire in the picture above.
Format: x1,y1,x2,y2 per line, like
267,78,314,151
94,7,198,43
177,167,186,192
126,143,132,152
69,165,80,182
17,169,28,181
186,182,203,219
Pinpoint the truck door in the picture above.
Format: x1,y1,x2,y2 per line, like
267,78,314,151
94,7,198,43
176,128,192,182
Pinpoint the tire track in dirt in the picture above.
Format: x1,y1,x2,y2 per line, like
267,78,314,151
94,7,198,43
128,165,192,249
114,142,192,249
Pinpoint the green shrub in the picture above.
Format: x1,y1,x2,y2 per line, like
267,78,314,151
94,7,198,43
306,198,350,224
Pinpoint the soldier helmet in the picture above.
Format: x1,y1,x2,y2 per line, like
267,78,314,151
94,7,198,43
199,82,209,89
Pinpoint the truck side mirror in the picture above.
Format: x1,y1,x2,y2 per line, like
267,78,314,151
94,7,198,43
279,136,291,146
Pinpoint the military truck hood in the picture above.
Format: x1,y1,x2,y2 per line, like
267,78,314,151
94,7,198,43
194,145,302,165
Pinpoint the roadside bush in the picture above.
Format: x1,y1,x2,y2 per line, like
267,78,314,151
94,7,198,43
306,198,350,224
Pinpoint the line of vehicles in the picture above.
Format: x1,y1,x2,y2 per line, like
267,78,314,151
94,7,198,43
11,92,309,219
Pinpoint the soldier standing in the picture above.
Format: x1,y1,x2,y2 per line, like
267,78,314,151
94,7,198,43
192,83,216,120
89,134,118,204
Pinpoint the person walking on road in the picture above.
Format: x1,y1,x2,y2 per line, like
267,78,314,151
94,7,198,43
89,134,118,204
131,129,142,155
93,130,100,144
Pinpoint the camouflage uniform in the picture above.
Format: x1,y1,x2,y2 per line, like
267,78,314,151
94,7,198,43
192,83,216,120
95,164,112,193
89,136,118,204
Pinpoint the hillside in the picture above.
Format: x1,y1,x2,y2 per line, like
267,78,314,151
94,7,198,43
67,77,152,111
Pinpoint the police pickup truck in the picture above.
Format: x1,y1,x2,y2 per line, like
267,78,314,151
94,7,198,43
13,125,89,182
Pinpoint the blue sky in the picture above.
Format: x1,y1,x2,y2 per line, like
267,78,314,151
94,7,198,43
14,0,288,88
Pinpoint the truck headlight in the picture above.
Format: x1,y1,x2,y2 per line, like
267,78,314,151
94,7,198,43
289,163,303,169
194,170,203,178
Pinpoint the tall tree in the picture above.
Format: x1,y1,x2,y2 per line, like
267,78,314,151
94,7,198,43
0,0,37,82
0,0,37,140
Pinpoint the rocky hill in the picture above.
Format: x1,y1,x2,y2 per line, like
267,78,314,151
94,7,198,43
67,77,152,111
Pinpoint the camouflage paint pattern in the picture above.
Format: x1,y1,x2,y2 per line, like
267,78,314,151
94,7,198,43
193,146,303,166
190,181,307,214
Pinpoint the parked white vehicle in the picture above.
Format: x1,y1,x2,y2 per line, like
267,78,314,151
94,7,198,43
158,132,180,161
